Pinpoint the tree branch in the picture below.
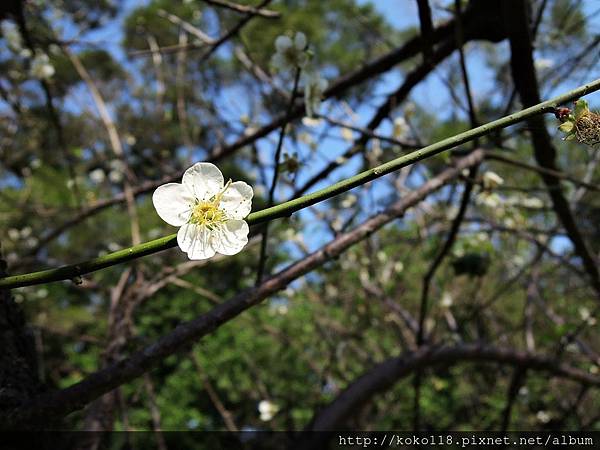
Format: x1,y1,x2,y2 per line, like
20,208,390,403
295,343,600,448
2,79,599,289
2,151,484,428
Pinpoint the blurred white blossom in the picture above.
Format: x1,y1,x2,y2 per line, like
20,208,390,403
341,127,354,142
476,192,502,209
303,71,327,118
30,53,55,80
20,226,32,238
108,170,124,183
90,168,106,183
8,229,20,241
1,21,23,52
271,32,308,71
536,410,551,424
302,117,322,127
482,171,504,190
534,58,554,71
393,117,409,140
341,193,357,209
258,400,279,421
441,292,453,308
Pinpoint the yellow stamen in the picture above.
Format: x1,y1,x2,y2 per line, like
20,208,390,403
189,180,232,228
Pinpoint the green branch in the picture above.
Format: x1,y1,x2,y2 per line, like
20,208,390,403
2,78,600,289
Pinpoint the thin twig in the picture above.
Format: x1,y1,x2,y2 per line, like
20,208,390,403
256,67,302,285
2,79,599,289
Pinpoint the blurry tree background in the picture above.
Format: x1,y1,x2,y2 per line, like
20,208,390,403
1,0,600,443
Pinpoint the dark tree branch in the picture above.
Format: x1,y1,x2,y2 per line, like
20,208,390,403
295,343,600,449
416,0,434,65
2,151,484,428
200,0,280,18
256,67,302,285
503,0,600,296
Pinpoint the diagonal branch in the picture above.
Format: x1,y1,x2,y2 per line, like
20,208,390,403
2,79,600,290
503,0,600,296
294,343,600,448
2,151,484,428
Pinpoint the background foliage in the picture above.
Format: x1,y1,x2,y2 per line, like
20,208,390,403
1,0,599,438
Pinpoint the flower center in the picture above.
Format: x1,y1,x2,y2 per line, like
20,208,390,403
189,180,231,228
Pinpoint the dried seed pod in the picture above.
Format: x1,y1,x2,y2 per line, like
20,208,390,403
574,109,600,148
557,99,600,148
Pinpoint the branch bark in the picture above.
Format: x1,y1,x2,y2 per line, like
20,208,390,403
503,0,600,296
2,151,484,428
295,344,600,448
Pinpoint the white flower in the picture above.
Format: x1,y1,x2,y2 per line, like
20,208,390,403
271,32,309,71
8,228,20,241
20,226,32,238
30,52,55,80
303,72,327,118
482,171,504,189
152,162,253,260
521,197,544,209
536,410,551,424
534,58,554,71
441,292,453,308
393,117,409,140
1,21,23,53
89,168,106,183
108,170,123,183
341,193,357,209
258,400,279,422
518,386,529,397
340,127,354,142
477,192,502,209
578,307,596,325
302,117,322,127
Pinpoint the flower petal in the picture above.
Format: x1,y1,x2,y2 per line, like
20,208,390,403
182,162,224,201
177,223,216,260
275,35,292,52
294,32,307,50
152,183,194,226
220,181,253,219
211,220,249,256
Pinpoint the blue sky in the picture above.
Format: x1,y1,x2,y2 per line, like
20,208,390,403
19,0,600,258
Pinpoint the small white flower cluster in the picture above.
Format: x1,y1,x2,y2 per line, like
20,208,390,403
271,32,309,71
482,171,504,190
578,307,597,326
153,162,253,260
6,226,38,248
393,117,410,140
302,71,328,118
1,21,55,80
1,21,24,54
30,52,55,80
271,31,328,118
534,58,554,71
257,400,279,421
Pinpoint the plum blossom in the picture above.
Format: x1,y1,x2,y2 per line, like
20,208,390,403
1,21,23,53
393,116,409,140
153,162,253,260
258,400,279,421
30,52,55,80
303,71,327,117
271,32,308,71
482,171,504,189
